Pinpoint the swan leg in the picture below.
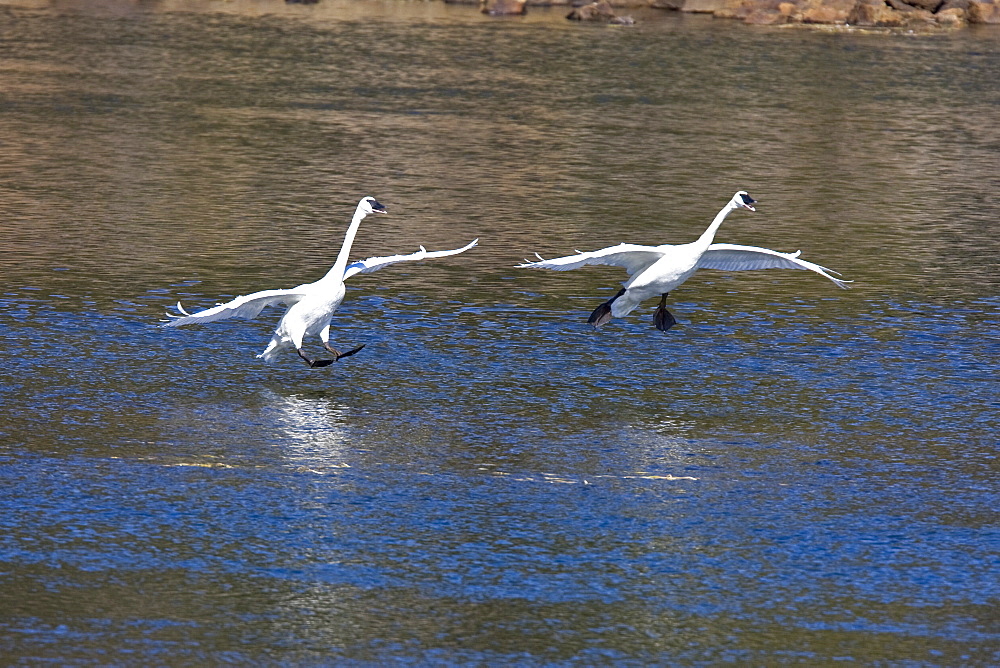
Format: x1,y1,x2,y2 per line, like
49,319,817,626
323,342,366,361
654,293,677,332
588,288,626,328
317,324,364,362
297,348,335,368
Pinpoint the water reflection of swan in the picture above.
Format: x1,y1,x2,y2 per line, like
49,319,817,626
165,197,478,367
267,392,350,467
518,191,851,331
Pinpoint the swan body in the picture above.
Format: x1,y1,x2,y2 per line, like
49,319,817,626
165,197,478,366
518,191,850,330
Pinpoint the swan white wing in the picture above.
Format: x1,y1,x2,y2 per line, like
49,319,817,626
163,288,305,327
342,238,478,280
699,243,852,289
517,243,666,279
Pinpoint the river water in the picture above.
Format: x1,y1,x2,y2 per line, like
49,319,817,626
1,0,998,664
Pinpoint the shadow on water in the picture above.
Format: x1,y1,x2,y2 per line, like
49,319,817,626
1,0,999,664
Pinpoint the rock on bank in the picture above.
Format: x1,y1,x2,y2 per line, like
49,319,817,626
471,0,1000,27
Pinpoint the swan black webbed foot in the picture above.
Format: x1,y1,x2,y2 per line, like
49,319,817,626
654,293,677,332
588,288,626,328
325,342,366,360
295,343,367,368
297,349,335,367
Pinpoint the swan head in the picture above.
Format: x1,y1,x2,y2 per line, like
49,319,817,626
359,196,388,215
733,191,756,212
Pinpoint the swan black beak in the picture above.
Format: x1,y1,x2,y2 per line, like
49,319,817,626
739,193,757,212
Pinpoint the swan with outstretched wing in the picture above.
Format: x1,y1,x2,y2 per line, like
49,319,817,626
165,197,478,367
518,191,850,331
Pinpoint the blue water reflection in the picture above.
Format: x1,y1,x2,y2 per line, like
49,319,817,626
2,290,997,662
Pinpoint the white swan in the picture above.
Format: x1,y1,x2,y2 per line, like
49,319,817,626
165,197,478,367
518,191,850,331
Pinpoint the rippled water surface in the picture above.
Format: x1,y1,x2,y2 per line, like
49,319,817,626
1,0,998,663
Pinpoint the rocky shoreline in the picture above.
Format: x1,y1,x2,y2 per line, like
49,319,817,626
472,0,1000,28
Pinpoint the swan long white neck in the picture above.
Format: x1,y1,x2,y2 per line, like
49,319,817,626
323,203,369,282
694,199,740,249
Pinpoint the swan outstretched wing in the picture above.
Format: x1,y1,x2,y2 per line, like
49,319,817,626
342,238,479,280
163,288,305,327
517,243,666,279
699,243,852,289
